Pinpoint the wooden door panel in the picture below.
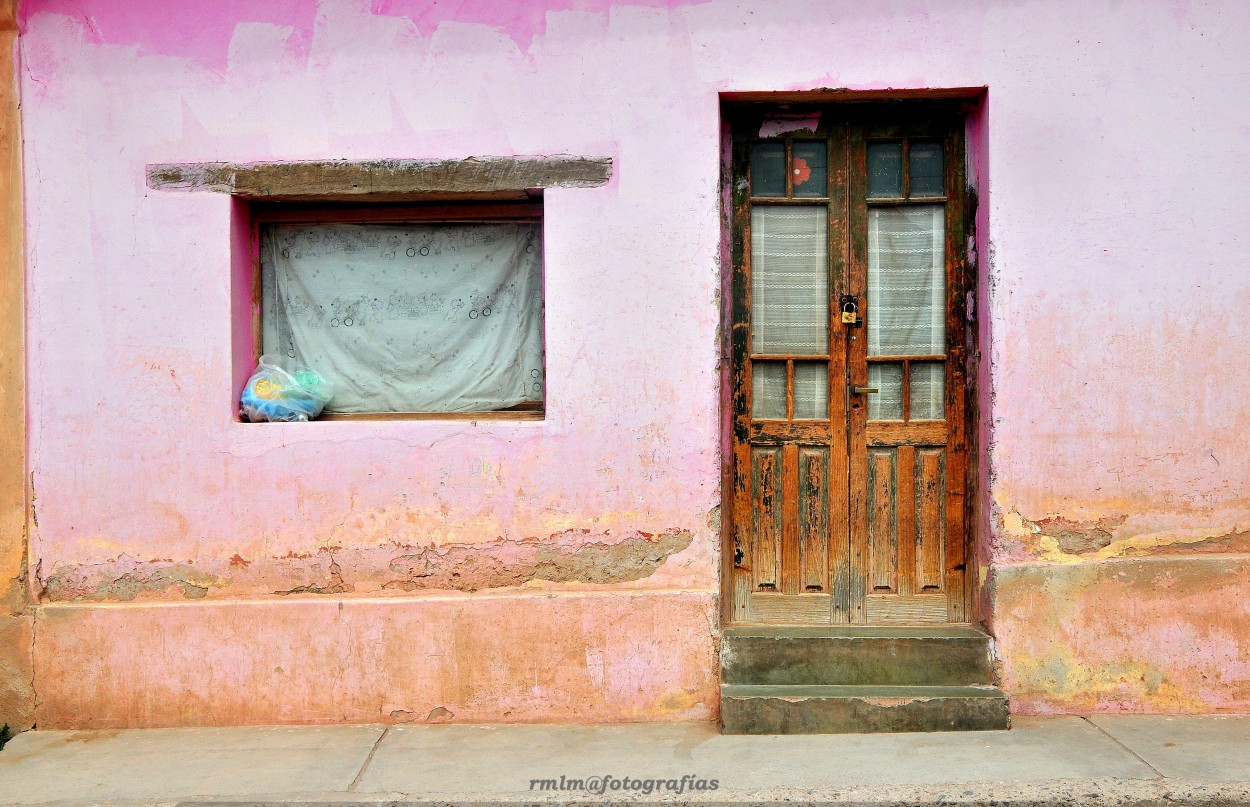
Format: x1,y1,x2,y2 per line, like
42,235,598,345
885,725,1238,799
798,446,830,593
866,421,947,446
749,445,783,591
865,592,948,623
861,438,952,623
866,448,898,594
915,447,947,592
745,591,834,624
745,442,834,616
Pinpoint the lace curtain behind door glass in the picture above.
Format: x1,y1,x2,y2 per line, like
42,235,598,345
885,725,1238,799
750,207,828,419
867,205,944,420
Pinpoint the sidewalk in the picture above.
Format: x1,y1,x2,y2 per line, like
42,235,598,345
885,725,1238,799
2,715,1250,806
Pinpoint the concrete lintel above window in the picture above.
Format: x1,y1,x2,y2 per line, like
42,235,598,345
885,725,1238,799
146,156,613,201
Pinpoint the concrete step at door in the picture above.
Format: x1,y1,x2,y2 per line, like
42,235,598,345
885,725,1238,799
720,683,1010,734
721,625,996,687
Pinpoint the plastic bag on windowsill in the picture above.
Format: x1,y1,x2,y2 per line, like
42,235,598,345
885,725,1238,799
240,355,334,422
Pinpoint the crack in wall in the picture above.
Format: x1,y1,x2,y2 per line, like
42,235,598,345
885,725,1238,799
1029,515,1127,555
384,529,693,592
43,561,228,602
1010,508,1250,563
274,553,352,596
38,527,697,601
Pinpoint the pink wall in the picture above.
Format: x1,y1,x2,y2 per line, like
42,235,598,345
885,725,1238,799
19,0,1250,723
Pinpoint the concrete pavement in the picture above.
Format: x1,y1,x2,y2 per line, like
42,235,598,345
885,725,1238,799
1,715,1250,805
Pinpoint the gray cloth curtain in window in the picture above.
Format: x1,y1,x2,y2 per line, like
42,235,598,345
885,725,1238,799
261,222,543,413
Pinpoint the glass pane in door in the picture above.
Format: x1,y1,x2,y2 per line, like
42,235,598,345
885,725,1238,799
867,143,903,198
752,362,787,419
910,361,945,419
792,142,828,198
750,207,829,355
793,362,829,419
909,140,944,197
866,205,945,357
867,363,903,420
750,143,786,197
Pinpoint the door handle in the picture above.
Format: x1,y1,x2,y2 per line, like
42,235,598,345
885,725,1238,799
851,386,879,395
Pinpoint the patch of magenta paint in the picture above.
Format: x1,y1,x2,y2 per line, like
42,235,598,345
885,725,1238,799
758,113,821,139
369,0,704,51
22,0,317,71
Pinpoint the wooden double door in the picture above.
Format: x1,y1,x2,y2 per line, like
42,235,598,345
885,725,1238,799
728,102,970,625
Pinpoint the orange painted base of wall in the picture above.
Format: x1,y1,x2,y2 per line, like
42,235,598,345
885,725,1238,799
34,591,718,728
994,555,1250,714
40,556,1250,727
0,614,33,729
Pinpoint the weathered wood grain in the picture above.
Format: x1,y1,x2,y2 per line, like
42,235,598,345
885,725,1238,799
751,447,782,590
799,447,830,592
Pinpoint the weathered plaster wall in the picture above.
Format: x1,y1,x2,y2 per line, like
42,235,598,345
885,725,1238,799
0,0,33,734
16,0,1250,724
975,2,1250,712
995,558,1250,714
35,591,716,727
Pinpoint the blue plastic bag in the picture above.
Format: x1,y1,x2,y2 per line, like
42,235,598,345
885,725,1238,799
240,355,334,422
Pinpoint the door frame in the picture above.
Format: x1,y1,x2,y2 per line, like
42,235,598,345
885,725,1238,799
718,92,986,627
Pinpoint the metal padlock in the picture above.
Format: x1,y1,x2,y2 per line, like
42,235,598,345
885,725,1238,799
839,295,861,327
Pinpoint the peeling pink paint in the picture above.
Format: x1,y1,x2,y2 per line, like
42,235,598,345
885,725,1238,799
23,0,318,68
758,112,821,139
22,0,709,69
370,0,709,50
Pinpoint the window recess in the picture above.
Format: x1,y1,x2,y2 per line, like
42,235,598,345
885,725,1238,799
253,202,544,419
145,155,613,422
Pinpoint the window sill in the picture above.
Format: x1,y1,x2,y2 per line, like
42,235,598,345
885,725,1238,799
237,400,544,423
226,411,548,458
316,409,544,422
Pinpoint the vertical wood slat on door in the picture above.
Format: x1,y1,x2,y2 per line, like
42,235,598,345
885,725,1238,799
867,448,897,593
750,447,782,590
896,445,917,597
845,123,869,621
943,123,968,623
728,122,752,623
946,475,967,620
827,122,852,623
799,447,830,591
916,447,946,590
781,443,801,595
